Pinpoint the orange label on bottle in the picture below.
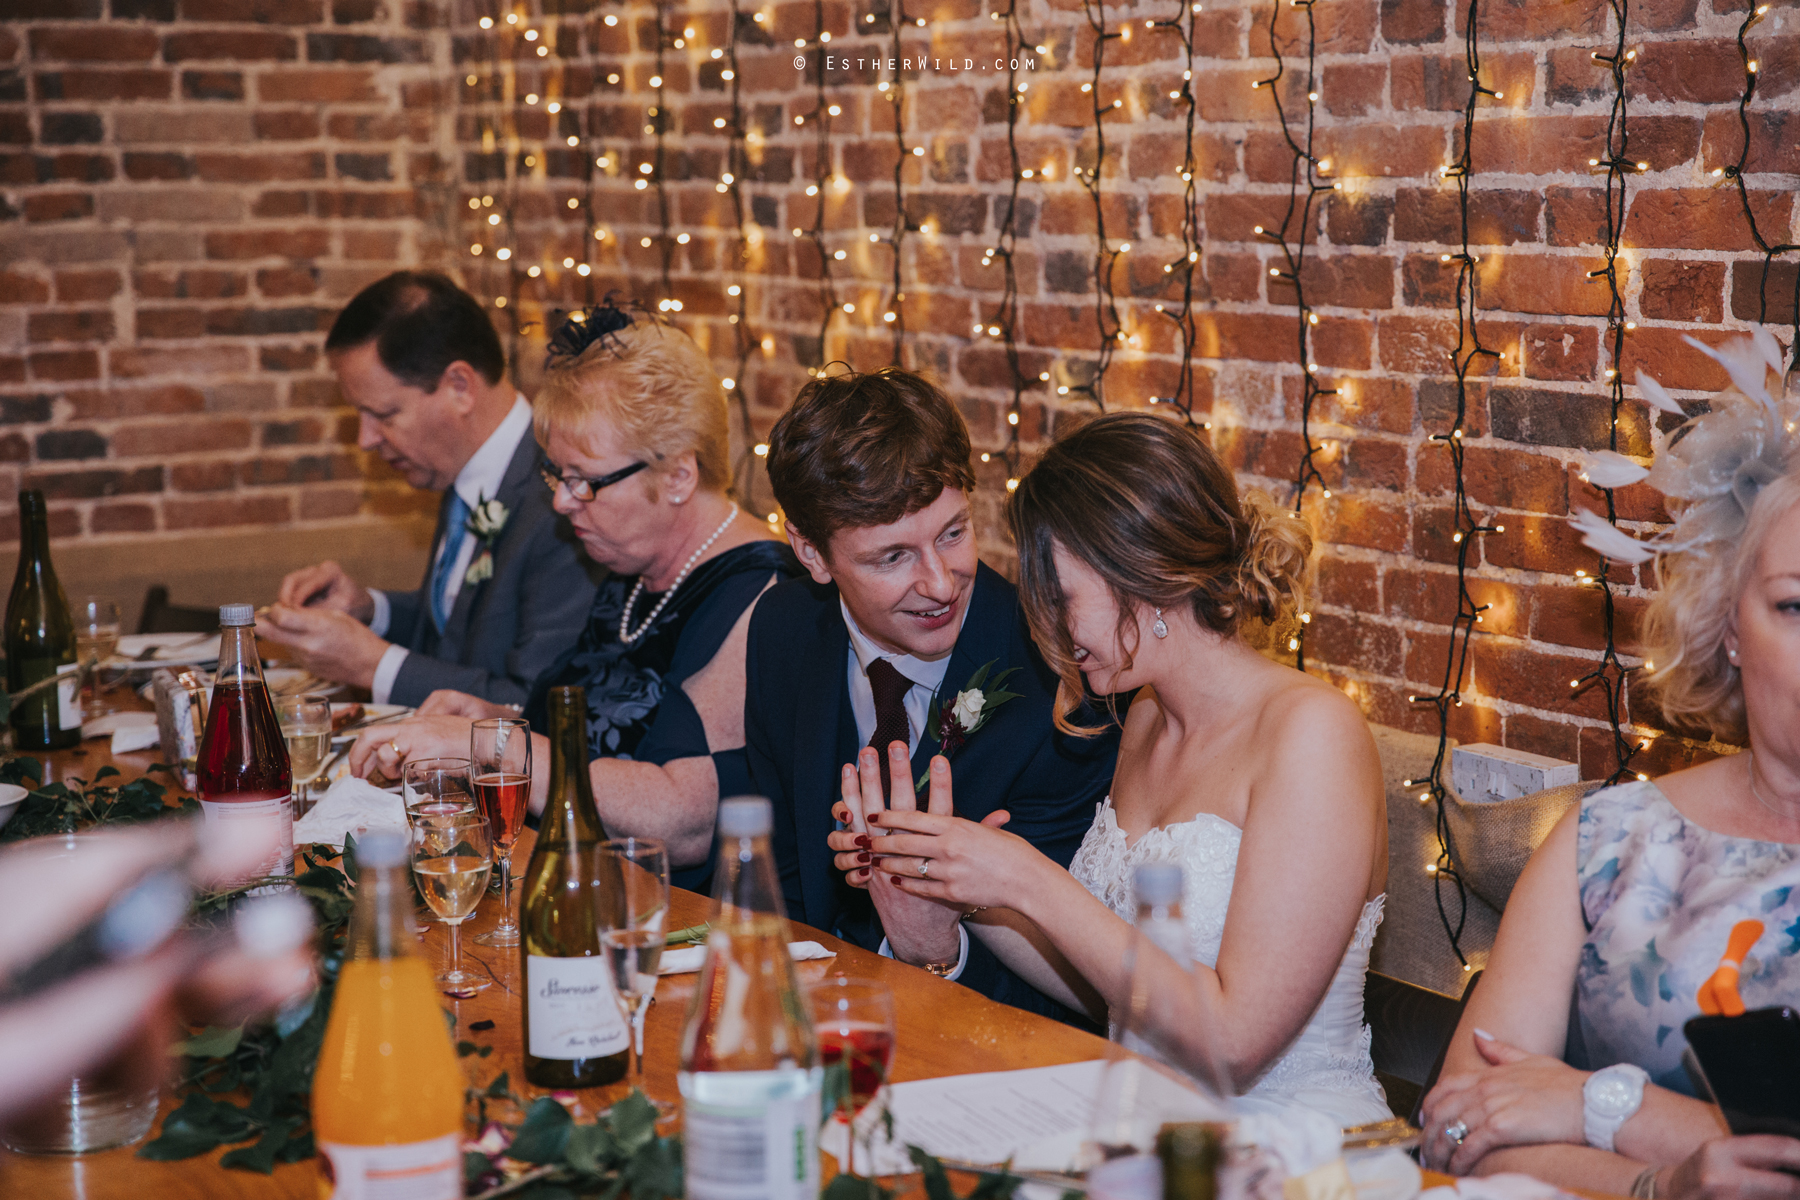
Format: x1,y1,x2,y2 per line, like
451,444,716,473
318,1135,461,1200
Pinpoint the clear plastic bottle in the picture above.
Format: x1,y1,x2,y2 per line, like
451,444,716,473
677,797,822,1200
195,603,293,890
1120,861,1191,1056
312,831,465,1199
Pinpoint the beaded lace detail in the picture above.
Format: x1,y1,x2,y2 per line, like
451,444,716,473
1069,799,1391,1123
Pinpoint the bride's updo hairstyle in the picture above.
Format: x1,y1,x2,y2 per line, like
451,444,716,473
1008,412,1312,732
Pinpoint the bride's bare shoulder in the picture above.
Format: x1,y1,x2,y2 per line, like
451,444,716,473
1252,667,1380,772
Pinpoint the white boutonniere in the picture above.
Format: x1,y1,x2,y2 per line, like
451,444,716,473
463,496,510,586
915,659,1023,791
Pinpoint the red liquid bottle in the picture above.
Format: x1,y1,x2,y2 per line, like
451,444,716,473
195,602,294,891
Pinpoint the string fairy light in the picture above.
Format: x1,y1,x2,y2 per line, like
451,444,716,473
1255,0,1336,668
1572,0,1641,784
650,1,678,312
1716,1,1799,364
1406,0,1507,973
1145,0,1204,426
1073,0,1122,408
465,2,524,370
886,1,912,364
802,0,839,374
979,0,1032,489
721,0,763,510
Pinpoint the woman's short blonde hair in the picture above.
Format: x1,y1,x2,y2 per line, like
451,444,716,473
534,318,731,493
1642,469,1800,741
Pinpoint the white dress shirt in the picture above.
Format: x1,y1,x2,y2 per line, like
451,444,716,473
840,600,971,978
366,396,534,703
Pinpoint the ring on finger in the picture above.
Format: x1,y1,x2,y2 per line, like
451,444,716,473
1444,1120,1469,1146
390,740,402,758
918,859,931,879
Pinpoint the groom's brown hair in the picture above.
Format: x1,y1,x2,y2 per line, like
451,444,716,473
766,367,976,554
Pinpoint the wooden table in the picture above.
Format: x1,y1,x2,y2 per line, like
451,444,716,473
0,734,1131,1199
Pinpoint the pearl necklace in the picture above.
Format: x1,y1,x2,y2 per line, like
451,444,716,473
618,503,739,645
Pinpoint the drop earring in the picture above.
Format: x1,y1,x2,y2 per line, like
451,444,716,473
1152,608,1169,639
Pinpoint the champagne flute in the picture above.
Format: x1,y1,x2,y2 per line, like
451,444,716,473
75,596,120,719
596,838,669,1104
471,717,531,948
403,756,475,821
810,977,897,1179
409,806,493,996
275,693,332,817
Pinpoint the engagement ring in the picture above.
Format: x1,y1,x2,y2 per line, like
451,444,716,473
918,859,931,878
1444,1120,1469,1146
390,740,402,757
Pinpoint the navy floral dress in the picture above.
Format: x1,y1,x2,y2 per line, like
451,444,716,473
524,540,800,891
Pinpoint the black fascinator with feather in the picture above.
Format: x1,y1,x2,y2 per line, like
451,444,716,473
545,297,637,366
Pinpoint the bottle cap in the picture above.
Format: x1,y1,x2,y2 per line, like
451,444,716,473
718,795,773,838
218,603,256,627
1134,862,1184,907
355,830,407,868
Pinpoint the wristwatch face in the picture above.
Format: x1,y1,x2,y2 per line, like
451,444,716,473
1590,1073,1638,1117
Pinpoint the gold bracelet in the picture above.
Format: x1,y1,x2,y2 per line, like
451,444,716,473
960,906,989,920
1630,1166,1659,1199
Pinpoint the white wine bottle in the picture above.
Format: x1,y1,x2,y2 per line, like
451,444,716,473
518,685,629,1088
4,490,79,750
678,796,822,1200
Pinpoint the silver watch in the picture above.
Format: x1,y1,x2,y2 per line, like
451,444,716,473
1583,1063,1650,1152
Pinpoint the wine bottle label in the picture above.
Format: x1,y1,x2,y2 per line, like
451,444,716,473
198,795,295,884
55,663,81,732
526,954,629,1060
318,1134,461,1200
682,1076,822,1200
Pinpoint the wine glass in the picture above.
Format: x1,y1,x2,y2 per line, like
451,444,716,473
75,597,120,719
275,693,332,817
596,838,669,1104
471,717,531,948
410,805,494,996
403,757,475,821
810,977,897,1178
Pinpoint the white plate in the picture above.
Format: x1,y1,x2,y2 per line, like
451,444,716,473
114,632,217,666
263,668,345,698
0,783,28,832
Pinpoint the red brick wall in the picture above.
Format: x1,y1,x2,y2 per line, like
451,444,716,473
6,0,1797,772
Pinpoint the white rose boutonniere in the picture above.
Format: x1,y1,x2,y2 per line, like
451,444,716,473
915,659,1023,791
463,495,510,586
951,688,985,731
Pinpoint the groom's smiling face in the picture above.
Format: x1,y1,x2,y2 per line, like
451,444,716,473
790,488,977,661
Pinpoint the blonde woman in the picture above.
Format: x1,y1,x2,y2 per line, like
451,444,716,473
351,306,796,888
1422,335,1800,1199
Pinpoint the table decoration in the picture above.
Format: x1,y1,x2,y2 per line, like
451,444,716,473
0,761,192,843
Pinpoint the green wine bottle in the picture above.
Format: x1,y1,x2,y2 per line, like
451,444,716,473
518,685,628,1088
5,491,79,751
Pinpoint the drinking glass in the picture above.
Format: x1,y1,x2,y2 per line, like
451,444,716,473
409,805,493,996
275,693,332,817
810,977,897,1178
402,757,475,821
74,597,121,719
596,838,669,1103
471,717,531,948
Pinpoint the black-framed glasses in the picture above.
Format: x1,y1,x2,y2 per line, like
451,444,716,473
538,458,649,501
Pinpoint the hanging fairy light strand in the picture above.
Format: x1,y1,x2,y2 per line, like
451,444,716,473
720,0,762,510
1146,0,1204,426
799,0,839,374
649,1,680,313
1574,0,1642,785
1714,2,1799,364
1405,0,1507,974
1072,0,1121,409
1254,0,1336,669
886,1,913,364
975,1,1032,489
465,5,525,369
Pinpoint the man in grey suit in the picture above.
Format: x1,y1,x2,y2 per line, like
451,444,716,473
259,272,596,707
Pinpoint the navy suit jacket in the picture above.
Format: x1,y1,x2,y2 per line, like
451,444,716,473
743,562,1118,1023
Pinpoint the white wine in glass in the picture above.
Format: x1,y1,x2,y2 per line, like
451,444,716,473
596,838,669,1105
275,693,332,815
410,807,493,996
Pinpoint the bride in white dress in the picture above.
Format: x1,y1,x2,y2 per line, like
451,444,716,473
828,413,1391,1126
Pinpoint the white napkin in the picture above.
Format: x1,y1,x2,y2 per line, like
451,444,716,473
82,710,161,753
1420,1174,1577,1200
657,940,835,974
293,775,408,848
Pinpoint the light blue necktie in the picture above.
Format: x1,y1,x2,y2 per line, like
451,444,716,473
430,490,472,633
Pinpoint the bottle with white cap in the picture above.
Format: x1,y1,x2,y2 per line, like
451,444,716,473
677,796,822,1200
195,603,293,891
1119,861,1192,1056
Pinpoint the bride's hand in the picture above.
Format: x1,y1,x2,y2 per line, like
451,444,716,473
861,757,1036,911
826,742,952,888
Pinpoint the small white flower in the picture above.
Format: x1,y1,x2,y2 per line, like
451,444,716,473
464,551,495,585
468,498,510,540
951,688,985,730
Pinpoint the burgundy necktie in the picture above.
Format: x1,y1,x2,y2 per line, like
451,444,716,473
866,658,914,794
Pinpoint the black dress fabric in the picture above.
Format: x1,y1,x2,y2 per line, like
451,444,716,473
525,539,801,893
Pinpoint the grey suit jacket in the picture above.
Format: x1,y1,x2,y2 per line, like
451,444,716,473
382,430,598,707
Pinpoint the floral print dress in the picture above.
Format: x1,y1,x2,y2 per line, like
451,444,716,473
1575,779,1800,1095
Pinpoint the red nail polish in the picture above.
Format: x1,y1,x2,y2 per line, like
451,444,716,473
855,835,871,849
868,812,880,824
857,852,871,864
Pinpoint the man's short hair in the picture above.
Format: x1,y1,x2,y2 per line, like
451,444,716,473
325,271,506,391
766,368,976,552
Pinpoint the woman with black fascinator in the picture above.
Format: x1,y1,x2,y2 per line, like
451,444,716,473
349,303,798,890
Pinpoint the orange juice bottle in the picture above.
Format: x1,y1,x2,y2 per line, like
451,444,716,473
312,831,466,1199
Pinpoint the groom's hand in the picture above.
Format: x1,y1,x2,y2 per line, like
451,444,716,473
865,744,962,967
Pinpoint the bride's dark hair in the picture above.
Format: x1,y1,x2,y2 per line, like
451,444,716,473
1008,413,1312,734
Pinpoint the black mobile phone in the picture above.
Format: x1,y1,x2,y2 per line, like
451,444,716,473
1684,1007,1800,1139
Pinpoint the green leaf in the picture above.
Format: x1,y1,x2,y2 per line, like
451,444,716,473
564,1122,621,1176
608,1089,659,1156
136,1125,229,1161
620,1135,683,1200
509,1098,575,1164
341,830,360,882
173,1024,244,1059
137,1093,256,1161
484,1070,513,1099
219,1116,303,1174
457,1040,480,1057
908,1146,957,1200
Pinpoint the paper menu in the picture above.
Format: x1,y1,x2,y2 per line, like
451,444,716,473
817,1059,1227,1176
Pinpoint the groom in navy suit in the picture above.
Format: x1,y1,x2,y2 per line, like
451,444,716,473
743,368,1117,1022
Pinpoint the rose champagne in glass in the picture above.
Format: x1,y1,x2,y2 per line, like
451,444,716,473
810,977,897,1178
472,717,531,948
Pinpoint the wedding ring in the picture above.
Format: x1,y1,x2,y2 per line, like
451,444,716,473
1444,1120,1469,1146
918,859,931,878
390,740,402,758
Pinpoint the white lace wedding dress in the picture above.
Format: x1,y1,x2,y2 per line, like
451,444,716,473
1068,799,1392,1127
